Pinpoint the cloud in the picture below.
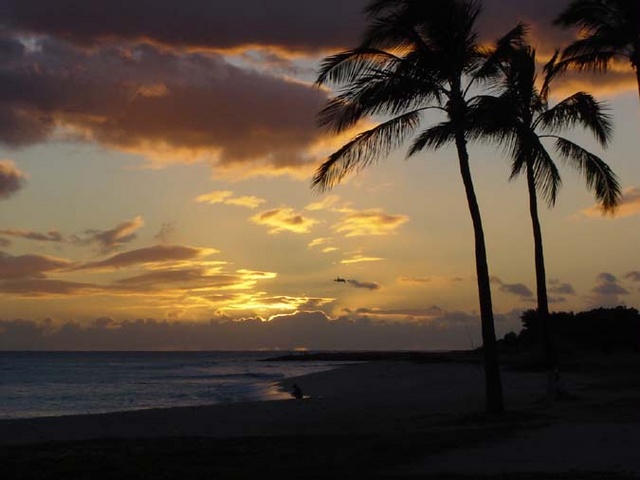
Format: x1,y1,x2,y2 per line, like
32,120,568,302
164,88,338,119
580,187,640,219
348,305,447,322
346,279,381,291
333,209,409,237
340,254,384,265
0,252,72,279
0,37,330,178
491,276,534,300
75,244,217,271
589,272,630,307
0,160,26,200
398,276,432,285
0,278,104,297
625,272,640,282
79,216,145,252
0,229,64,243
305,195,341,212
308,237,330,248
548,278,577,296
1,0,366,54
250,207,318,234
0,308,513,351
115,268,242,290
154,222,175,243
195,190,265,208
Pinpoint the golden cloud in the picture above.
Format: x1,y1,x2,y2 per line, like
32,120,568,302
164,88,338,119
308,237,331,248
195,190,266,209
340,254,384,265
334,209,409,237
250,207,318,234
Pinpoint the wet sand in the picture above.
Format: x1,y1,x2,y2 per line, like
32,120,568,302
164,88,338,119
2,353,640,478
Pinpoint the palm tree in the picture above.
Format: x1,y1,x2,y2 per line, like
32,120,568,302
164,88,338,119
475,44,621,371
312,0,525,413
554,0,640,100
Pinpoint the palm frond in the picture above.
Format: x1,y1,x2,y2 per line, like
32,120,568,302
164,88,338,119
316,48,401,87
472,22,528,87
530,142,563,207
538,92,612,146
408,121,455,156
554,137,621,212
559,39,620,71
540,50,560,103
317,64,443,133
312,111,421,191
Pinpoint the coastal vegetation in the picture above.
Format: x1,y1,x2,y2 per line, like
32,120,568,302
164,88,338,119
312,0,625,412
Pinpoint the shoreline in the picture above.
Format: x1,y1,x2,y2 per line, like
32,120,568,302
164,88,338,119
3,353,640,477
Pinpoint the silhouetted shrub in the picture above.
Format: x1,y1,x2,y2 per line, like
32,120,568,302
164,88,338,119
515,306,640,353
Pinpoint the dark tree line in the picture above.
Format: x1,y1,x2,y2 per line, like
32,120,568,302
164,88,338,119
503,306,640,354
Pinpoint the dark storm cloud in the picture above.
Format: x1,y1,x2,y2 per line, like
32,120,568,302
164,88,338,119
0,160,26,199
0,36,328,175
1,0,366,53
1,0,571,54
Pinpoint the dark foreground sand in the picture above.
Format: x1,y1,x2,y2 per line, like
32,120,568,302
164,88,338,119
3,353,640,479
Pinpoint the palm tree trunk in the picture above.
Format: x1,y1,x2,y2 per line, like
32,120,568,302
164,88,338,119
454,128,504,414
526,162,557,372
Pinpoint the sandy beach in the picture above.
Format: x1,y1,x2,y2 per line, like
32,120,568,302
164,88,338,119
3,353,640,478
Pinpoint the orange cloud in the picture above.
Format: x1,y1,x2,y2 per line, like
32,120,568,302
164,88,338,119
0,38,330,179
580,187,640,219
75,244,218,272
250,207,318,234
0,160,27,200
333,209,409,237
195,190,265,209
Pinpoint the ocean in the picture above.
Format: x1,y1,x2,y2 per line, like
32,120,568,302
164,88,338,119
0,351,345,420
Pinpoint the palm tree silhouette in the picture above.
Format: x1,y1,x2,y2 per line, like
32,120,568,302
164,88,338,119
554,0,640,100
476,43,621,370
312,0,525,413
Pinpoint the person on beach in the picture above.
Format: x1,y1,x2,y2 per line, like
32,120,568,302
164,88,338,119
291,383,303,400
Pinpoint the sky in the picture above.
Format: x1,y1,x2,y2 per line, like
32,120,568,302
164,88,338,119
0,0,638,350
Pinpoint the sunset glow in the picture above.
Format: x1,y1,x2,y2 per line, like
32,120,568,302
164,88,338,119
0,0,638,350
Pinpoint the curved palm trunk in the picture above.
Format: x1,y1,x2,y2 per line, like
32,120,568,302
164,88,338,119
454,128,504,414
525,163,557,371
